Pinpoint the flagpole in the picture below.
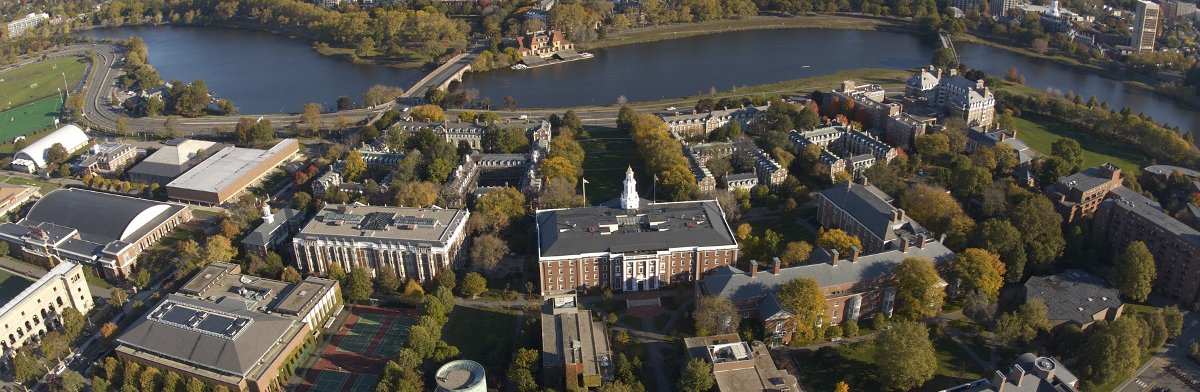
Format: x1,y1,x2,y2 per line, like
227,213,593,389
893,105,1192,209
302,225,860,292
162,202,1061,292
582,178,587,203
652,174,657,204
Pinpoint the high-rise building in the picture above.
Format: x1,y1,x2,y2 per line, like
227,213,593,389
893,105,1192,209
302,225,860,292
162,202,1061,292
5,13,49,38
989,0,1025,16
1133,0,1160,52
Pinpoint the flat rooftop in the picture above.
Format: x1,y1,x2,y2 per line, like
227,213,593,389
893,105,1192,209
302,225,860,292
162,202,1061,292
166,139,297,193
535,200,736,258
179,263,336,318
296,205,469,247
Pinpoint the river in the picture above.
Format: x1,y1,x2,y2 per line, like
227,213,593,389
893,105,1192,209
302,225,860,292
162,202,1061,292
81,25,1199,132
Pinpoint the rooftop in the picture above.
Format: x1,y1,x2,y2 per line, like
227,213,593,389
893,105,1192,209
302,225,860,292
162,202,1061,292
535,200,736,258
817,181,927,243
1023,270,1122,326
1055,163,1121,193
1103,186,1200,249
683,334,800,392
127,139,223,179
16,188,185,244
296,204,469,247
242,208,304,247
947,353,1079,392
166,139,298,193
178,263,337,318
540,295,613,382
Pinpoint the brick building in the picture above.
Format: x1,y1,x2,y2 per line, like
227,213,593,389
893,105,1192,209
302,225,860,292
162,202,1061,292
816,181,923,254
1093,186,1200,309
535,168,738,295
1043,163,1123,223
906,66,996,129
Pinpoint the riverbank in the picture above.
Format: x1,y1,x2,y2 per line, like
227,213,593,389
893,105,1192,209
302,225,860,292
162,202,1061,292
587,14,915,50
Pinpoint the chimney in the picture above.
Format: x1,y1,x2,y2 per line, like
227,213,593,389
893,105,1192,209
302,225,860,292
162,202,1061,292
901,239,910,253
850,246,860,262
750,260,758,277
1008,365,1026,388
846,180,853,189
918,234,928,249
992,370,1008,391
773,257,781,274
830,249,840,266
939,233,947,244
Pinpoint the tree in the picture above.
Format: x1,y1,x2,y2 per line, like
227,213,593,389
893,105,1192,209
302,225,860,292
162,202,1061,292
47,143,69,164
1164,305,1184,339
954,248,1006,302
435,267,457,290
410,104,445,122
185,377,205,392
995,299,1050,346
1078,317,1145,389
62,307,85,341
538,156,581,185
1031,38,1049,54
694,296,740,336
347,268,374,303
1009,197,1064,270
92,376,111,392
401,279,425,302
343,150,367,182
931,47,956,69
780,241,813,266
469,234,508,276
203,235,235,263
99,322,119,345
474,187,525,233
337,96,351,111
111,288,128,307
1114,241,1156,302
375,267,403,294
460,272,487,298
875,321,938,391
327,262,347,282
835,381,851,392
898,185,974,249
394,181,437,207
894,257,944,320
971,219,1027,283
301,102,323,134
678,359,715,392
503,95,517,109
815,229,862,256
776,277,825,344
216,98,236,115
1050,138,1084,171
280,267,302,283
12,349,41,384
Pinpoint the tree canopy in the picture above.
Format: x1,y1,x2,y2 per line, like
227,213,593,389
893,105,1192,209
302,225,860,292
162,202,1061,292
694,296,740,336
1114,241,1156,302
776,277,825,344
874,321,938,391
954,248,1006,302
894,257,944,320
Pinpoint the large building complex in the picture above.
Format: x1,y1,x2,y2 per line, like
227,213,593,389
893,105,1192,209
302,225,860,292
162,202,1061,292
11,124,90,173
6,13,49,38
241,205,305,258
790,126,899,180
541,294,612,389
949,353,1080,392
166,139,299,205
0,189,191,278
291,204,469,283
1043,163,1123,223
116,263,340,392
535,169,739,295
682,334,799,392
816,181,924,254
659,105,767,139
127,139,225,185
906,67,996,129
1132,0,1160,52
0,262,93,365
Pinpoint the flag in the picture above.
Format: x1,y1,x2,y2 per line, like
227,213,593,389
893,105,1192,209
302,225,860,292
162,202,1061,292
653,174,659,182
582,178,589,184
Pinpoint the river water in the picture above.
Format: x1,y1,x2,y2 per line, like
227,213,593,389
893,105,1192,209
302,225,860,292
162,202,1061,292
81,25,1200,132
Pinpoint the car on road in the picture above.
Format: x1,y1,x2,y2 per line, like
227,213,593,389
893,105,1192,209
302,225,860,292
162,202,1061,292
666,106,676,111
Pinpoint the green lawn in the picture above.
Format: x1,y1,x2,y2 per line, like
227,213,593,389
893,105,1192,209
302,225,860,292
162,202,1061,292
1010,115,1145,174
441,305,521,370
0,267,34,304
0,95,64,142
2,175,60,194
0,57,87,110
578,127,638,203
794,331,986,392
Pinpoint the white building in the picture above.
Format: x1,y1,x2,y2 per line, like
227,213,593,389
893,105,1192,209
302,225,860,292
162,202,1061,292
11,124,89,173
905,67,996,129
6,13,49,38
1133,0,1160,52
0,262,93,364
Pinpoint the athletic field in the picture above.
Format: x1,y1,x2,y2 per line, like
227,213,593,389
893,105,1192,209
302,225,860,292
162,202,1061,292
0,95,63,142
0,57,87,110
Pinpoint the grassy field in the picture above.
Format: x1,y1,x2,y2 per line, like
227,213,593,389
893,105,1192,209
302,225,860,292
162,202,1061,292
589,15,909,49
0,95,63,142
1009,115,1145,174
578,127,638,202
441,305,522,371
0,267,34,305
793,331,986,392
0,57,87,110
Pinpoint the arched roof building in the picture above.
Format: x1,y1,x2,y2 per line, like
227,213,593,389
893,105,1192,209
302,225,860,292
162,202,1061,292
11,124,89,172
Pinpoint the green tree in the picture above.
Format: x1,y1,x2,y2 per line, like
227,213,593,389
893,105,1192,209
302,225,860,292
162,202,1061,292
435,267,457,290
971,219,1027,282
1009,197,1064,271
327,262,347,282
776,277,825,344
410,104,445,122
111,288,128,307
203,235,235,263
1114,241,1156,302
931,48,956,69
47,143,69,164
898,185,975,249
460,272,487,298
1078,317,1145,389
678,359,715,392
474,187,525,233
346,268,374,303
875,321,938,391
995,299,1050,346
815,229,862,256
280,267,302,283
375,267,403,294
343,150,367,182
184,377,205,392
216,98,236,115
62,307,85,341
12,348,41,384
694,296,740,336
1164,305,1184,339
92,376,111,392
1050,138,1084,171
954,248,1006,302
894,257,944,320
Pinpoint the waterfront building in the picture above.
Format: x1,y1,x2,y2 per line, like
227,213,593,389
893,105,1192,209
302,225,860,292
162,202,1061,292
0,189,191,279
115,263,340,392
165,139,299,205
6,13,49,38
0,262,93,366
905,67,996,129
535,168,738,295
11,124,89,174
517,29,575,59
682,334,799,391
1133,0,1160,52
291,204,469,283
659,105,768,139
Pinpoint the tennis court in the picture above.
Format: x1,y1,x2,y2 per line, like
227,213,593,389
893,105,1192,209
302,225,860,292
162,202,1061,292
373,316,414,356
0,95,62,141
348,374,379,392
309,370,350,392
336,316,381,354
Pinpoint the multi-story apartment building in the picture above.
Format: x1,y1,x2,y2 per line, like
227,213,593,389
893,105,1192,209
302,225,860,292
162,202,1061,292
885,112,931,150
905,67,996,129
738,148,788,189
1093,186,1200,309
816,181,927,254
291,205,469,283
0,262,93,366
1133,0,1160,52
6,13,49,38
1162,0,1197,19
698,236,954,344
789,126,899,180
990,0,1026,16
660,105,767,139
1043,163,1123,223
116,263,340,392
517,29,575,58
535,168,739,295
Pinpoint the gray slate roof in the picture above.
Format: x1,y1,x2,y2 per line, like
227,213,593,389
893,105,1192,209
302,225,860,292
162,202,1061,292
1024,270,1122,326
536,200,736,258
116,294,302,377
242,208,303,247
817,182,900,241
700,241,955,301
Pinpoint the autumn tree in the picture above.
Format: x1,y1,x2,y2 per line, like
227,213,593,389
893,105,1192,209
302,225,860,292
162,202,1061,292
780,241,813,266
694,296,740,336
301,102,323,134
994,299,1050,346
815,229,862,256
343,149,367,182
410,104,446,122
954,248,1006,302
894,257,944,320
203,235,235,263
1114,241,1156,302
678,359,715,392
971,219,1028,282
394,181,438,207
776,277,825,344
1009,197,1065,271
281,267,302,283
473,187,525,233
875,321,938,391
460,271,487,298
898,185,975,249
469,234,508,277
539,156,581,185
47,143,69,164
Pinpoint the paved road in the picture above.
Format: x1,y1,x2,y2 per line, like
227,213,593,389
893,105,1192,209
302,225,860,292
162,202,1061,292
1116,311,1200,392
